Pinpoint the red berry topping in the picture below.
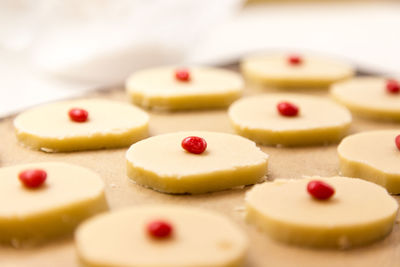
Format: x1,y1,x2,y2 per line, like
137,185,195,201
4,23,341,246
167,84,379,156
181,136,207,154
147,220,173,239
395,135,400,151
307,180,335,200
175,69,190,82
277,101,299,117
287,54,303,65
68,108,88,122
18,169,47,188
386,79,400,94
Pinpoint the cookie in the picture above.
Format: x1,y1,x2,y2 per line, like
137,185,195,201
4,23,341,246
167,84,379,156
75,205,248,267
228,94,351,146
338,130,400,193
14,99,149,152
245,177,398,248
126,131,268,194
331,77,400,121
241,53,354,88
126,66,243,110
0,162,107,246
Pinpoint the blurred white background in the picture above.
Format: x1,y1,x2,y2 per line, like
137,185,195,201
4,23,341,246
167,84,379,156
1,0,400,117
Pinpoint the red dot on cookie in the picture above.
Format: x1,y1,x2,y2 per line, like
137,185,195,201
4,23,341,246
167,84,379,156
386,79,400,94
395,135,400,151
277,101,299,117
307,180,335,200
147,220,173,239
18,169,47,188
68,108,89,122
287,54,303,65
181,136,207,154
175,69,191,82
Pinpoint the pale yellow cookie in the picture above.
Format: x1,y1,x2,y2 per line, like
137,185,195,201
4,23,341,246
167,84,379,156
245,177,398,248
241,54,354,88
75,205,248,267
338,130,400,194
126,66,243,110
331,77,400,121
228,94,352,146
126,131,268,194
14,99,149,152
0,162,107,246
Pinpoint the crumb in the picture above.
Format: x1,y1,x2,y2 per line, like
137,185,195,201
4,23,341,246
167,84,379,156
234,206,245,212
337,236,351,249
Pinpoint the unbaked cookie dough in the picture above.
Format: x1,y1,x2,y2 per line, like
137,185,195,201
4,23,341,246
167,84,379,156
331,77,400,121
338,130,400,194
75,205,248,267
241,54,354,88
125,66,243,110
245,177,398,248
228,94,352,146
126,131,268,194
0,162,107,246
14,98,149,152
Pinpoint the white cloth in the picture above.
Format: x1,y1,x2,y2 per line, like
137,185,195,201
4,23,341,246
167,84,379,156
0,0,242,117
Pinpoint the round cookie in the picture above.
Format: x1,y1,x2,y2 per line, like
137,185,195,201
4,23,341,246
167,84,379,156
331,77,400,121
14,98,149,152
75,205,248,267
228,94,352,146
125,66,243,110
126,131,268,194
241,53,354,88
245,177,398,248
0,162,107,246
338,130,400,194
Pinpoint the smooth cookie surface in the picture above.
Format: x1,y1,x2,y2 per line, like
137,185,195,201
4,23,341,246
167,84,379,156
245,177,398,248
14,99,149,152
228,94,352,146
126,131,268,194
75,205,248,267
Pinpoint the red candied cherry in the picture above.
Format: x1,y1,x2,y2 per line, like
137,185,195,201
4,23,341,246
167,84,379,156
175,69,191,82
147,220,173,239
287,54,303,65
307,180,335,200
18,169,47,188
68,108,89,122
181,136,207,154
277,101,299,117
395,135,400,151
386,79,400,94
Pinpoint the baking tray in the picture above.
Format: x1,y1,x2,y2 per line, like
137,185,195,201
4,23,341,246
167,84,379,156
1,62,399,267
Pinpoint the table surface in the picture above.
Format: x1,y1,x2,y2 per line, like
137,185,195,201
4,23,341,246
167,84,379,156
1,65,400,267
